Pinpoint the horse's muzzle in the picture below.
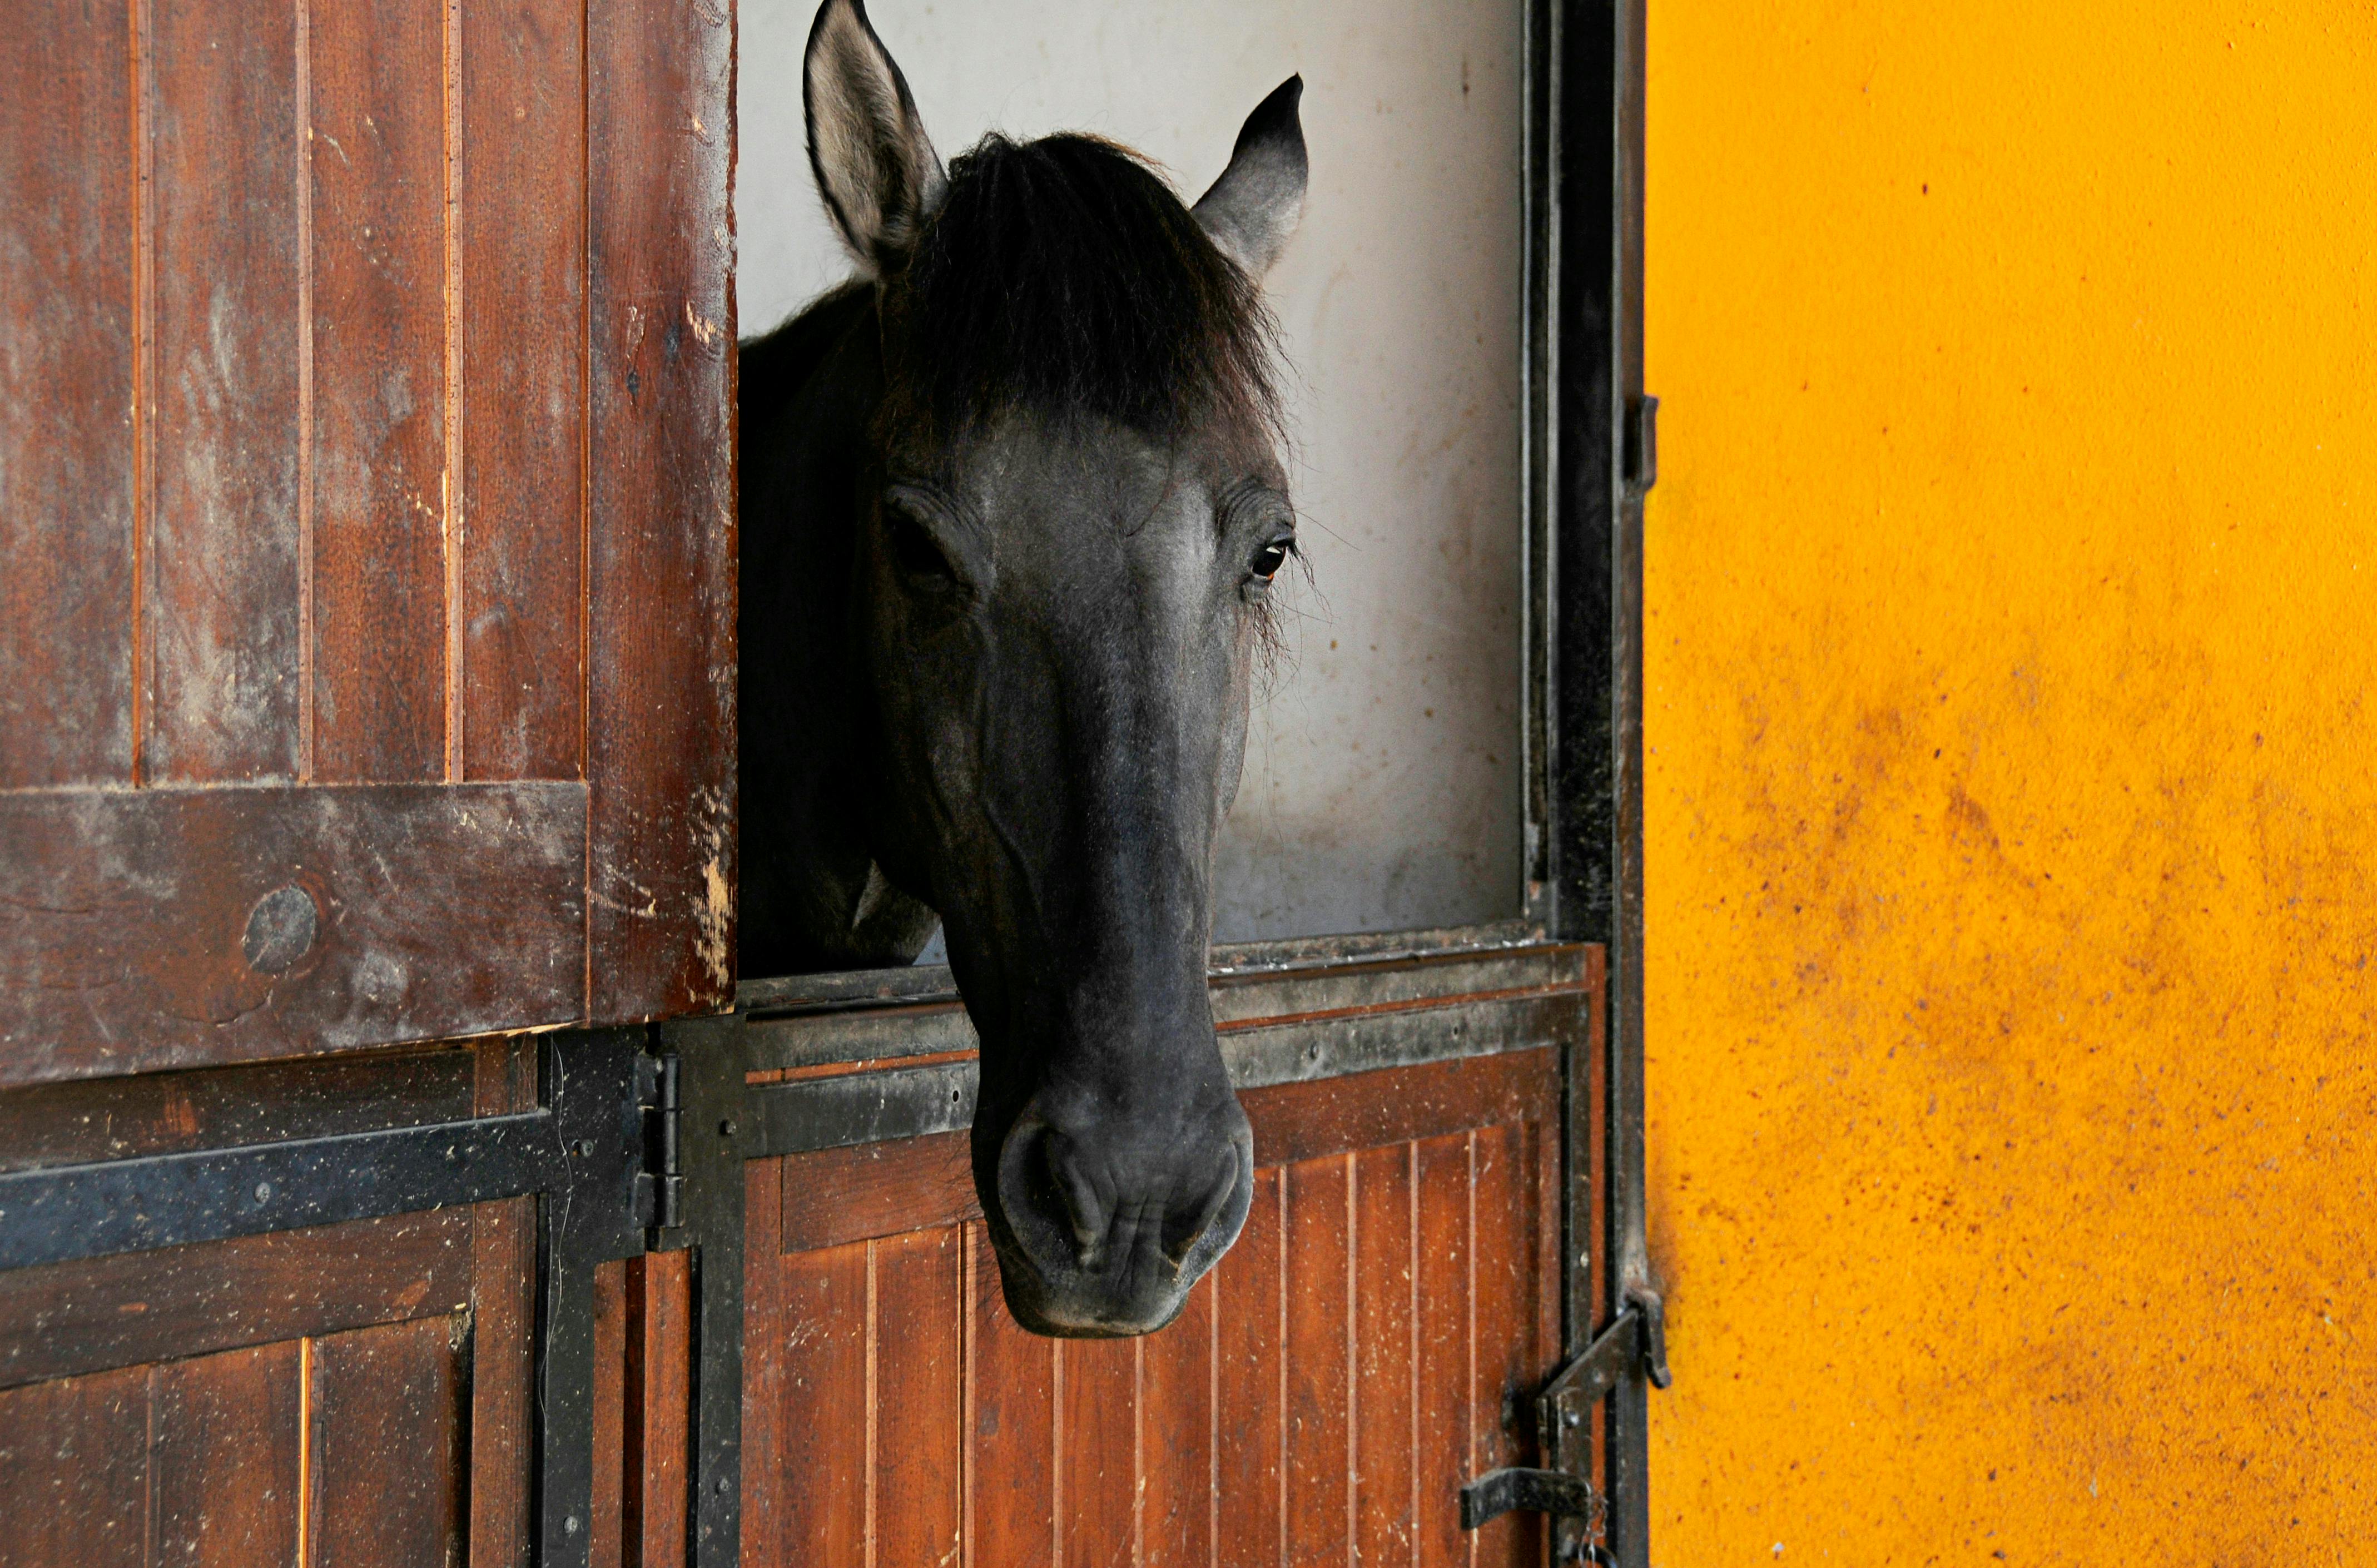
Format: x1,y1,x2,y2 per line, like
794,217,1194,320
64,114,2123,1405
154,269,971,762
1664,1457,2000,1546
986,1096,1254,1337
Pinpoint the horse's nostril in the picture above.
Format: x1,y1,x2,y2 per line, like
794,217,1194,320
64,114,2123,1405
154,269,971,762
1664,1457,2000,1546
1044,1134,1109,1269
1162,1142,1242,1267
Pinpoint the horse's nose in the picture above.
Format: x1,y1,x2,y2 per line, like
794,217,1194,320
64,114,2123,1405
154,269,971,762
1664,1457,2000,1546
990,1094,1254,1336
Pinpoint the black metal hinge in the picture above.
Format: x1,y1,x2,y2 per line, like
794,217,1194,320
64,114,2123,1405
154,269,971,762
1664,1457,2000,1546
1460,1288,1670,1545
635,1048,687,1246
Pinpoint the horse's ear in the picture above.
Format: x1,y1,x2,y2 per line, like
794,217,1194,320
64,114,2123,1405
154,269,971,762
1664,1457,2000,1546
805,0,945,272
1192,76,1308,278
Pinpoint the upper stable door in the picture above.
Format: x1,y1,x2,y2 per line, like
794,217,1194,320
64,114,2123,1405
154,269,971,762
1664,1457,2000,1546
0,0,734,1070
0,0,731,1564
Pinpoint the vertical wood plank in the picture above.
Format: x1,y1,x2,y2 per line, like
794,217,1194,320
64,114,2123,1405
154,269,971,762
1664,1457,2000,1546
470,1197,535,1568
146,0,301,782
588,1258,628,1568
626,1251,692,1568
0,0,135,788
1058,1334,1139,1568
306,0,448,782
153,1342,303,1568
1412,1133,1471,1568
585,0,735,1018
459,0,586,781
778,1242,868,1567
874,1227,965,1568
311,1315,466,1568
741,1160,787,1568
968,1222,1055,1568
0,1363,149,1568
1468,1123,1540,1568
1354,1143,1417,1568
1139,1272,1214,1568
1283,1155,1352,1568
1213,1165,1283,1568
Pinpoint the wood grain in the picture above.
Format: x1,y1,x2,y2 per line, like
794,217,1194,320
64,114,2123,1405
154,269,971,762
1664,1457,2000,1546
470,1196,536,1568
1138,1272,1213,1568
1469,1121,1542,1568
776,1242,867,1566
152,1342,304,1568
966,1220,1054,1568
0,1044,475,1174
0,1363,149,1568
459,0,586,781
1283,1154,1352,1568
0,1208,472,1391
588,1258,628,1568
1058,1332,1138,1568
0,781,585,1083
306,0,449,783
145,0,302,782
625,1251,692,1568
875,1228,965,1568
310,1314,467,1568
1353,1142,1417,1568
1413,1132,1473,1568
740,1162,788,1568
1212,1164,1284,1568
0,0,135,789
585,0,735,1020
781,1129,977,1253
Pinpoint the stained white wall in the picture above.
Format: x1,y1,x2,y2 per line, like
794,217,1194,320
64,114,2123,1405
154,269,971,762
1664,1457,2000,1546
738,0,1524,941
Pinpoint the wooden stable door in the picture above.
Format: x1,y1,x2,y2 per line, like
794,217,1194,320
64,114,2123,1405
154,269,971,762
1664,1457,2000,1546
0,0,731,1563
726,939,1605,1568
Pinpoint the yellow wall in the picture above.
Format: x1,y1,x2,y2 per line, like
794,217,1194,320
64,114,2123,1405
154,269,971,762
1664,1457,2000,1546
1643,2,2375,1559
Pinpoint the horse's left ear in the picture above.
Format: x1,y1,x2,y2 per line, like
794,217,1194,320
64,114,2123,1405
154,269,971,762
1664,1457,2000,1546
805,0,945,272
1193,76,1308,278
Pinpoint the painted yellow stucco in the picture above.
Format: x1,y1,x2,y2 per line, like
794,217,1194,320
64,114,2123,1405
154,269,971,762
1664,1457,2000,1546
1642,2,2374,1560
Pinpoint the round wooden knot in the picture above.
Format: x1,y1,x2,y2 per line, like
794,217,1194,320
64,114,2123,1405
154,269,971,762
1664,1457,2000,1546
242,885,319,974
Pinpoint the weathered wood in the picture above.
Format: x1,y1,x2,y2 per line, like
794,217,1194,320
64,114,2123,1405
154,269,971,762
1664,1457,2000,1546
776,1242,867,1566
625,1251,692,1568
780,1129,976,1253
1354,1141,1418,1567
0,1208,470,1391
0,1045,475,1174
1212,1164,1286,1566
740,1162,788,1568
1414,1132,1473,1568
307,0,449,783
1283,1153,1352,1568
1139,1269,1213,1567
588,1258,628,1568
0,1363,149,1568
470,1196,535,1568
0,782,585,1083
966,1220,1055,1568
1470,1120,1545,1568
875,1227,965,1568
0,0,135,790
311,1314,468,1568
459,0,587,782
585,0,735,1019
1058,1332,1138,1567
145,0,303,783
152,1342,304,1568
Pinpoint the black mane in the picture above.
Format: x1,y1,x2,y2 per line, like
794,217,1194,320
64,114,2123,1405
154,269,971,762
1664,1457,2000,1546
884,133,1282,443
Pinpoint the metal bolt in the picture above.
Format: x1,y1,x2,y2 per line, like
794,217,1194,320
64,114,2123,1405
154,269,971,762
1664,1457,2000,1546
574,1139,595,1158
254,1182,272,1202
564,1516,581,1536
716,1477,730,1495
719,1119,739,1137
1564,1410,1582,1429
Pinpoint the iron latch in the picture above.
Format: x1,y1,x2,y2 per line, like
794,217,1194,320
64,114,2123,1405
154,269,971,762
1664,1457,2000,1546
1460,1289,1670,1540
634,1049,686,1243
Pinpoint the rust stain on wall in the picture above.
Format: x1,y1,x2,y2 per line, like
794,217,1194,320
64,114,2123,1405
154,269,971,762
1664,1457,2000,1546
1643,0,2377,1558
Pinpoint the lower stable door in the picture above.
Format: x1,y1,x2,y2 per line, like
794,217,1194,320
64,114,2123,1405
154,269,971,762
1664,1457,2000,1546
740,1049,1564,1568
0,1040,539,1568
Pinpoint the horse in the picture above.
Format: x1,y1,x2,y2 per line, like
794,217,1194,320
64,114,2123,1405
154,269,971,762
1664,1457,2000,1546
738,0,1308,1338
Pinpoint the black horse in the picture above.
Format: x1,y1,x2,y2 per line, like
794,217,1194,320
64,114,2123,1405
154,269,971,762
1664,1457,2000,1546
739,0,1308,1337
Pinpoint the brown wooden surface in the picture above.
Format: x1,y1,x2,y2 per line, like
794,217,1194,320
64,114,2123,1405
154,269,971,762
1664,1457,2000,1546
308,0,449,784
0,1043,475,1174
742,1051,1561,1567
0,0,135,790
311,1316,467,1568
4,0,737,1062
459,0,588,782
627,1251,694,1568
145,0,303,785
0,782,584,1083
585,0,736,1020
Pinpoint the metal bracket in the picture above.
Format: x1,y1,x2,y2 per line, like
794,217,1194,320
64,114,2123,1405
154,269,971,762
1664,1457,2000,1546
1622,395,1659,493
637,1048,688,1244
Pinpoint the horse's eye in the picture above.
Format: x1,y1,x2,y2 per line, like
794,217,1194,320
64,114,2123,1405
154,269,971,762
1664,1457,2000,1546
1249,540,1292,582
886,508,959,592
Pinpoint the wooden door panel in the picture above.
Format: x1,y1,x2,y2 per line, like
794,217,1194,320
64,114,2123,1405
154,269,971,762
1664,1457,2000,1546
0,783,584,1083
740,1050,1560,1568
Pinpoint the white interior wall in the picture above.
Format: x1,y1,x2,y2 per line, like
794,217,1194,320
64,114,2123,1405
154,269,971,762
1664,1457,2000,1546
738,0,1524,941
